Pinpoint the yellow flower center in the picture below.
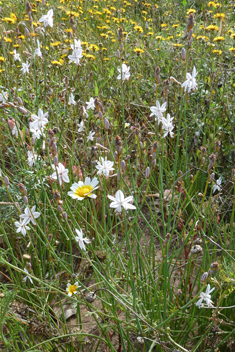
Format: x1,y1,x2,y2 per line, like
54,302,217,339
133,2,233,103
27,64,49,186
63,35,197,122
68,284,78,295
75,185,93,198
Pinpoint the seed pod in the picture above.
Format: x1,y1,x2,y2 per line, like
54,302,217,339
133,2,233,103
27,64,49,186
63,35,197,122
190,245,203,255
85,292,96,303
137,337,144,344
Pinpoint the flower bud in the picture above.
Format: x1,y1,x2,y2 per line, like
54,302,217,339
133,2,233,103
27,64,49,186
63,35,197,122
145,167,150,179
120,160,126,173
117,49,120,59
63,211,68,221
188,29,193,41
114,151,118,161
188,37,193,48
18,107,28,114
104,118,110,130
23,196,28,204
120,43,123,52
98,111,103,119
181,48,186,61
209,173,215,182
52,142,57,155
201,272,208,283
25,27,30,38
54,156,58,167
4,176,9,186
17,97,23,106
57,205,63,213
31,137,35,146
153,83,157,92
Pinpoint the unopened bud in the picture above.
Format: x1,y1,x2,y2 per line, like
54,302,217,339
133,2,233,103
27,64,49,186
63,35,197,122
63,211,68,221
188,36,193,48
52,142,57,155
120,43,123,52
209,173,215,182
153,159,156,168
31,137,35,146
201,272,208,283
18,106,28,114
114,151,118,161
120,160,126,173
23,196,28,204
188,29,193,40
117,49,120,59
25,27,30,38
17,97,23,106
54,156,58,167
181,48,186,61
57,205,63,213
153,83,156,92
98,111,103,119
145,166,150,178
4,176,9,186
104,118,109,130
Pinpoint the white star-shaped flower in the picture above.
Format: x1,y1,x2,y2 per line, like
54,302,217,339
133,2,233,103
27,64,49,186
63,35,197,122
87,130,95,142
86,97,95,110
30,108,48,130
71,39,82,51
27,150,38,167
181,66,198,93
108,190,136,214
20,205,40,225
77,120,85,132
23,268,33,284
21,61,30,74
39,9,54,28
15,219,30,236
117,63,130,81
34,40,43,58
196,284,215,308
13,49,21,62
68,48,83,65
51,162,70,186
75,228,90,251
68,92,76,105
150,101,167,124
212,176,222,193
96,157,114,177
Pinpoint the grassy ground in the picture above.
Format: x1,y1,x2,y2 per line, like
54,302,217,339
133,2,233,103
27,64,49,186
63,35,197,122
0,0,235,351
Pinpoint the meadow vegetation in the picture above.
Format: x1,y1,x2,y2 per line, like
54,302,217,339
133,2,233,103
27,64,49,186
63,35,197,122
0,0,235,351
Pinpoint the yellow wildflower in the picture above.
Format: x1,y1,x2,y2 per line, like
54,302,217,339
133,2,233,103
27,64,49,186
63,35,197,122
213,36,224,42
